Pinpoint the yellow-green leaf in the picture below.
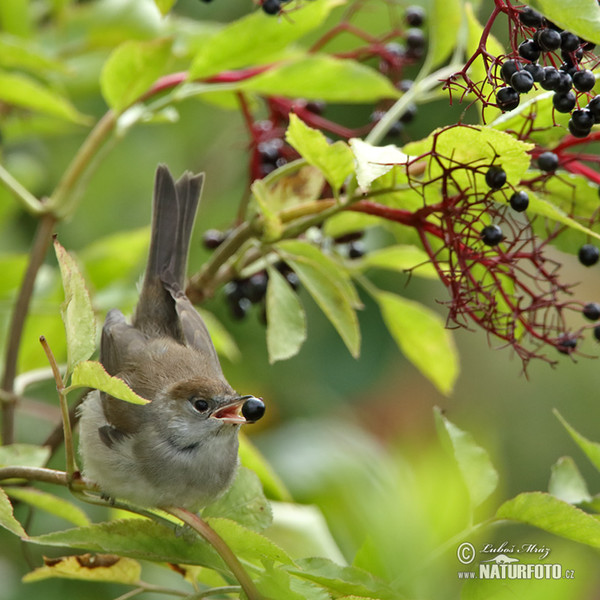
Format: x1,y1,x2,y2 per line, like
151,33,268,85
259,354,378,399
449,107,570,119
0,488,27,538
356,245,438,279
7,488,90,527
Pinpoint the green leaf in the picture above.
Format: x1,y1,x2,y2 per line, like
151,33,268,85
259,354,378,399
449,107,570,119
496,492,600,548
349,138,412,192
100,38,172,112
265,266,307,363
531,0,600,44
262,165,325,213
0,444,50,468
0,253,27,296
6,488,90,527
434,407,499,508
425,0,463,69
286,115,354,191
203,467,272,532
257,564,321,600
376,291,458,395
28,519,226,571
207,517,295,567
0,71,87,124
548,457,592,505
287,557,397,600
153,0,176,16
239,55,400,103
70,361,149,405
189,0,344,78
0,487,27,538
277,240,361,358
252,178,283,241
54,239,96,375
554,410,600,473
0,33,67,74
23,554,141,584
239,434,292,503
356,245,438,279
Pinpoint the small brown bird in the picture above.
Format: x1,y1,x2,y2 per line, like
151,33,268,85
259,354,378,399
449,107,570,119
78,165,264,510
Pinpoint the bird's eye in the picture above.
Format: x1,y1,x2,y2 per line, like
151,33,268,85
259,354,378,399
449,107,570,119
191,398,210,413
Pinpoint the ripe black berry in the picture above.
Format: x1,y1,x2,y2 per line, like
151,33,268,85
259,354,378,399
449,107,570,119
568,120,591,138
560,31,580,52
481,224,504,246
555,71,573,92
262,0,280,15
587,95,600,122
405,5,425,27
229,297,252,320
540,67,560,90
241,271,268,303
538,152,559,172
519,7,543,28
518,39,541,62
485,166,507,190
556,336,577,355
203,229,227,249
400,103,418,123
511,70,534,93
496,87,520,111
509,191,529,212
535,28,561,52
578,244,600,266
305,100,326,115
524,63,545,82
242,397,265,423
406,28,426,57
500,60,520,84
348,241,366,259
396,79,414,92
583,302,600,321
571,108,594,130
552,91,576,113
257,139,283,163
594,325,600,342
572,69,596,92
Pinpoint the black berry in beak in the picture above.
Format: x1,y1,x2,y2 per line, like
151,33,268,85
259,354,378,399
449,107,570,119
241,397,265,423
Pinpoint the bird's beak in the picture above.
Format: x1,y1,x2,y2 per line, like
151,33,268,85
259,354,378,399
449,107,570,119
211,397,248,424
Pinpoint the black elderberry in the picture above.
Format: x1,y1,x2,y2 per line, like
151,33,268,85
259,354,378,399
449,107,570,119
518,39,541,62
241,271,268,303
242,397,265,423
399,103,418,123
406,28,426,58
485,166,507,190
583,40,596,51
496,87,520,111
556,336,577,355
560,31,580,52
224,280,245,304
305,100,326,114
594,325,600,342
202,229,227,250
572,69,596,92
571,108,594,130
481,224,504,246
511,70,534,93
552,91,576,113
555,71,573,93
348,241,366,259
524,63,545,82
509,190,529,212
568,120,591,138
500,60,520,84
535,28,561,52
537,151,559,172
405,5,425,27
583,302,600,321
519,6,543,28
229,297,252,320
383,42,405,60
261,0,280,14
562,47,584,64
540,67,560,90
578,244,600,266
396,79,414,92
587,95,600,122
285,271,300,291
257,139,283,163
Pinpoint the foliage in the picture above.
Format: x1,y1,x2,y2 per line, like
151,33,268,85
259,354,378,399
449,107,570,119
1,0,600,599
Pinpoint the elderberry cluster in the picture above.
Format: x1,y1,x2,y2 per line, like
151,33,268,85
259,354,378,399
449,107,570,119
496,5,598,137
582,302,600,343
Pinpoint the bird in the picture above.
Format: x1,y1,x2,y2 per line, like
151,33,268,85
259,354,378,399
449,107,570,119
78,165,265,511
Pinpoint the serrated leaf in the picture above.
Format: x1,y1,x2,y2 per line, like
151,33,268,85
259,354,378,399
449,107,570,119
554,410,600,473
356,245,437,279
376,292,458,395
277,240,361,358
239,55,400,103
496,492,600,548
153,0,176,16
23,554,141,584
252,178,283,241
0,444,50,468
28,519,226,571
257,564,315,600
203,467,272,532
548,457,592,505
425,0,463,69
0,70,87,123
265,266,307,363
54,240,96,375
349,138,412,192
434,407,498,508
0,487,27,537
70,361,148,405
531,0,600,44
189,0,344,78
7,488,90,527
100,38,172,112
286,115,354,191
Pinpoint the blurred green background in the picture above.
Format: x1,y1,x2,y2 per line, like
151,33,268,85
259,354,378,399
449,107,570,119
1,0,600,598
